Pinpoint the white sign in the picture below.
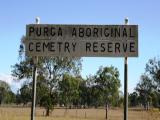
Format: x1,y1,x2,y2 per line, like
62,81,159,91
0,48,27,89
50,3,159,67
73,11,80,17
25,24,138,57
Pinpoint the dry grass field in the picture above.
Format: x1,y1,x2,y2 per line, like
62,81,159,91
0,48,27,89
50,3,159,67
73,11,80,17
0,107,160,120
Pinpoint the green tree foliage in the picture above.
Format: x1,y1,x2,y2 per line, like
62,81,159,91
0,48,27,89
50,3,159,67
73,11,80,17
133,57,160,108
136,74,153,109
12,57,33,80
95,66,121,106
40,91,58,116
11,36,82,116
145,57,160,107
82,66,121,108
15,92,22,105
129,92,139,107
0,80,16,104
39,57,81,116
37,75,58,116
59,74,80,108
78,80,88,108
19,83,32,105
145,57,160,93
36,75,49,106
84,75,102,107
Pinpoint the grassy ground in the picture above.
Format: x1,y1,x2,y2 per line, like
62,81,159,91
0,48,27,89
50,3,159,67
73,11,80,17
0,107,160,120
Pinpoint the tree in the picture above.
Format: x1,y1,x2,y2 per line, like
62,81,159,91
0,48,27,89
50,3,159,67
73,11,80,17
39,57,82,116
129,92,139,107
19,83,32,106
40,90,58,116
79,79,93,108
12,35,82,116
0,80,15,104
150,91,159,107
135,74,153,110
94,66,121,120
59,74,80,108
85,75,101,108
145,57,160,107
145,57,160,91
12,36,82,116
4,91,16,104
95,66,121,106
15,91,22,105
36,75,49,106
0,80,10,104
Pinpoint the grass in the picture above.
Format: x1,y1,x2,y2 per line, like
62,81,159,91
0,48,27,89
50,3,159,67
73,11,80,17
0,107,160,120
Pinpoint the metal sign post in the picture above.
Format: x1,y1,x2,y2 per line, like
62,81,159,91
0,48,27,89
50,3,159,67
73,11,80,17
124,17,129,120
31,17,40,120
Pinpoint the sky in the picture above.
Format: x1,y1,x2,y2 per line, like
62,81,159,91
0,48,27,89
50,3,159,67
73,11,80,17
0,0,160,93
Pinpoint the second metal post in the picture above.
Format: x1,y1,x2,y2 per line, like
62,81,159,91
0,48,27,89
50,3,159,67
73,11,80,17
31,17,40,120
124,57,128,120
31,58,37,120
124,18,128,120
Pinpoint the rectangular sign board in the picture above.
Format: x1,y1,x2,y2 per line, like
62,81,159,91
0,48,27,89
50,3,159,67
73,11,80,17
25,24,138,57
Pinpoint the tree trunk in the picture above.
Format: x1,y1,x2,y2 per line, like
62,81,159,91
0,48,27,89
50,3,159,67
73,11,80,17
105,102,108,120
46,107,50,116
64,105,68,116
147,101,149,111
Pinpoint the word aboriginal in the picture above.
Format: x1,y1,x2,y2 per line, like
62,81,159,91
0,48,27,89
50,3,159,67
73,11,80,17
26,24,138,57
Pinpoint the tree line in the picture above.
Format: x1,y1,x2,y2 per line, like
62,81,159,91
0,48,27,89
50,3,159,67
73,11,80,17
1,57,160,116
11,55,121,116
129,57,160,109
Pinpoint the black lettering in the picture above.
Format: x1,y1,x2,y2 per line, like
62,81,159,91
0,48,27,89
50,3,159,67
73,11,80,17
44,27,49,37
130,42,135,52
93,28,98,37
29,42,33,51
50,42,55,52
36,42,41,52
57,42,62,52
72,28,77,37
115,28,120,37
43,42,50,51
130,28,135,37
86,28,91,37
104,28,109,37
100,43,105,52
79,28,84,37
58,27,62,36
108,42,113,52
123,43,128,52
110,28,114,37
86,42,91,52
93,42,98,52
29,27,34,36
51,27,55,36
72,43,76,52
123,28,127,37
65,42,70,52
115,43,120,53
36,27,41,36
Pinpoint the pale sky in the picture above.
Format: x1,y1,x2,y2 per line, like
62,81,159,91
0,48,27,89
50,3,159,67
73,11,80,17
0,0,160,93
